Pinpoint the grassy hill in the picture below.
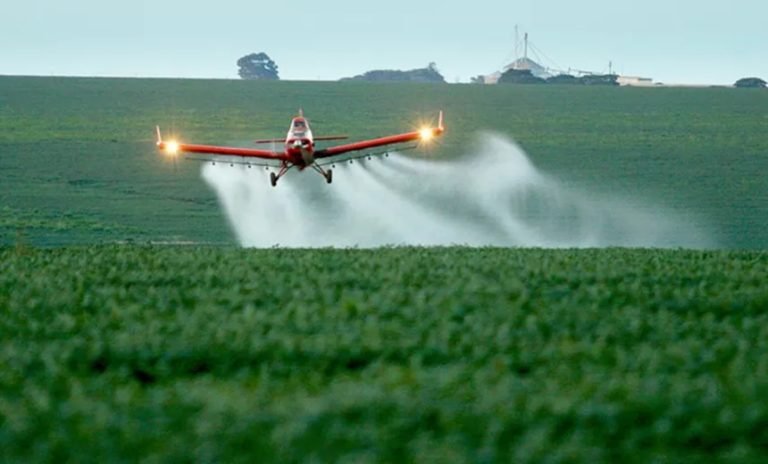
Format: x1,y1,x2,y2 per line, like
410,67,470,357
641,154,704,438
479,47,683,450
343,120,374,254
1,76,767,247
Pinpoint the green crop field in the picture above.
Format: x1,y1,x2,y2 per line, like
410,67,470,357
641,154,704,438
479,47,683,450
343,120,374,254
1,76,767,248
2,77,768,461
2,246,768,462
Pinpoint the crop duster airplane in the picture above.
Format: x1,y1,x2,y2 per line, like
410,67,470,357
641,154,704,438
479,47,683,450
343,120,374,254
156,110,444,186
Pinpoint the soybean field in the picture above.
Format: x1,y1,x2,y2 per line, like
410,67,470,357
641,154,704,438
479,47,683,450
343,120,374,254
1,246,768,462
1,77,768,462
1,76,767,248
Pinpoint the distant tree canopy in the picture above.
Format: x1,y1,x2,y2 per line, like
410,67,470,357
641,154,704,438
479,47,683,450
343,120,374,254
578,74,619,86
734,77,766,88
498,69,546,85
497,70,619,86
546,74,580,85
237,52,279,80
341,63,445,83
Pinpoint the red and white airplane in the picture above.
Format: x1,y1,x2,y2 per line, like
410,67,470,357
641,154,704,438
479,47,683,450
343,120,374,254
156,110,444,186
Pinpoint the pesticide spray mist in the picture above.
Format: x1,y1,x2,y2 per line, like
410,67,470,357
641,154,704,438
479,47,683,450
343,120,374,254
201,133,710,248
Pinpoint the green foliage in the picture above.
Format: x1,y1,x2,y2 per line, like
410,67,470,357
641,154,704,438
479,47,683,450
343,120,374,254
546,74,580,85
1,246,767,461
500,72,619,86
578,74,620,86
341,63,446,83
734,77,766,89
498,69,546,85
237,52,279,80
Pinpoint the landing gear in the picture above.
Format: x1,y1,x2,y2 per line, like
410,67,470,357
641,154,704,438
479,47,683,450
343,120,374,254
269,163,291,187
270,163,332,186
312,164,333,185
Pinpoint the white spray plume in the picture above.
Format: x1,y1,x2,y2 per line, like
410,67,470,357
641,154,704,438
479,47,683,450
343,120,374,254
201,133,711,248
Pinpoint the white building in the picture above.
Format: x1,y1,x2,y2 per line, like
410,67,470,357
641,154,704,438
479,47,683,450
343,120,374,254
617,76,654,87
483,57,551,84
482,32,553,84
504,57,552,78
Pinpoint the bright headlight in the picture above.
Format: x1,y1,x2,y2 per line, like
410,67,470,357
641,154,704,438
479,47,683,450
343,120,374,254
419,128,434,141
166,140,180,155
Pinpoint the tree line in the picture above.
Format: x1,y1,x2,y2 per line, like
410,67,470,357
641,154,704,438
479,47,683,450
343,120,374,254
236,52,766,88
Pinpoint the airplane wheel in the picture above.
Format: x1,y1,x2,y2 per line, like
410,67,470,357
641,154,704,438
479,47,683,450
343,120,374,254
270,172,278,187
326,169,333,184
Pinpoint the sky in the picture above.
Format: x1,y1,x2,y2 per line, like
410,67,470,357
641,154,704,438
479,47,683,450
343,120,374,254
1,0,766,85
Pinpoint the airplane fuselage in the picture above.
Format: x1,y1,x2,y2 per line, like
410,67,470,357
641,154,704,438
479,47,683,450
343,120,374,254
284,116,315,168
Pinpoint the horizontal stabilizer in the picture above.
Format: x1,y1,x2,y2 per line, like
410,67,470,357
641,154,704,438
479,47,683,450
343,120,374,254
255,136,349,144
314,136,349,142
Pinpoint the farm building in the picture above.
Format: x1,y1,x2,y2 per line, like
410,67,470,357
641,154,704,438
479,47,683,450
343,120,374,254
617,75,654,86
482,33,552,84
479,30,655,86
503,57,551,79
483,57,551,84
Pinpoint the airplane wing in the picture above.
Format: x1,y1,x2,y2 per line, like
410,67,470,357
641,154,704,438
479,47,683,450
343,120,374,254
314,111,444,159
156,127,288,160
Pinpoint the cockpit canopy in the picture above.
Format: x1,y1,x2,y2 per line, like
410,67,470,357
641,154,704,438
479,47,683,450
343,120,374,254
288,117,312,141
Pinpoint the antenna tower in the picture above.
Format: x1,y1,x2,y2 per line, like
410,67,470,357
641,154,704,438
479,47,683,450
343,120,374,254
524,33,529,60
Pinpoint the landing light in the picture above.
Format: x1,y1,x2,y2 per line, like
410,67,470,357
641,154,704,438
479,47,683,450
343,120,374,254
166,140,180,156
419,128,434,141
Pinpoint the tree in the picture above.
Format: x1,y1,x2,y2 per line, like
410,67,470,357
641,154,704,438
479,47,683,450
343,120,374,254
340,63,446,83
578,74,619,86
420,62,445,83
547,74,580,85
237,52,279,80
498,69,546,85
734,77,766,88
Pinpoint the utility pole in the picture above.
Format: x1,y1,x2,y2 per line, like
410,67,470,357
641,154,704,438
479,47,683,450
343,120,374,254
524,33,529,60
